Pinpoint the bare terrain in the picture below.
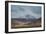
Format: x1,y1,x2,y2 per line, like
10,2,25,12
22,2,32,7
11,18,41,29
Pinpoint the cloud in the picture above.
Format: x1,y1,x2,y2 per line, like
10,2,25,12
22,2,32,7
11,5,41,19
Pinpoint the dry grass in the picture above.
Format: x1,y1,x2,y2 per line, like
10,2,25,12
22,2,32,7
11,20,41,29
11,18,41,29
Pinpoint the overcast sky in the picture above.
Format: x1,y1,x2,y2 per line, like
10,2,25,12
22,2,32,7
11,5,41,19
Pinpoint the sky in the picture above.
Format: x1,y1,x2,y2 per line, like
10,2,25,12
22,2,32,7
11,5,41,19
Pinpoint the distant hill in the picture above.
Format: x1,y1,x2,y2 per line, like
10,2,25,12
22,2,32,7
11,18,36,22
11,17,41,24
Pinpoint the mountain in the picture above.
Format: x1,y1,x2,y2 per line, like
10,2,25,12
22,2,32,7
11,17,41,24
11,18,36,22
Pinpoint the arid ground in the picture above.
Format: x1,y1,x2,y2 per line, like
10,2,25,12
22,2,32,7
11,18,41,29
